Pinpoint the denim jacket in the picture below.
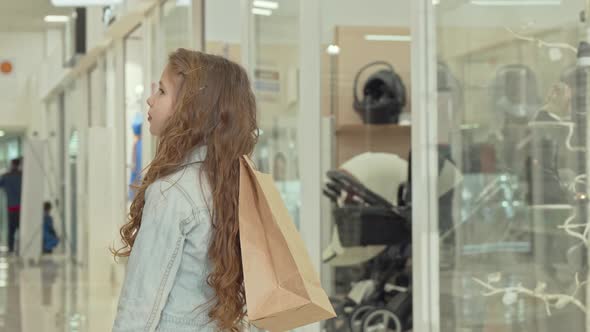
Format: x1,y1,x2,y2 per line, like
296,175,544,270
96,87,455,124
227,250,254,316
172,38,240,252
113,146,217,332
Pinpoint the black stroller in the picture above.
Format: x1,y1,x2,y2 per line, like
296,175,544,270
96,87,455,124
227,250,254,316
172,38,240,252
323,169,412,332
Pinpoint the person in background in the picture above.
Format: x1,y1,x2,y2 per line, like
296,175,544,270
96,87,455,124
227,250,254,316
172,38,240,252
0,158,23,254
129,119,143,201
42,202,59,254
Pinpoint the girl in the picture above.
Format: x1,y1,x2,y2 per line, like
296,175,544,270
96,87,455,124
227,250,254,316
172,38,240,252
113,49,258,332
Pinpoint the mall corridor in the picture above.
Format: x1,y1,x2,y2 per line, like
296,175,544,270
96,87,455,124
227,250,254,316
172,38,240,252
3,0,590,331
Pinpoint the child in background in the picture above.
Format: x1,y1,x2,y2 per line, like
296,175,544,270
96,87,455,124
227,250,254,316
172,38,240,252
43,202,59,254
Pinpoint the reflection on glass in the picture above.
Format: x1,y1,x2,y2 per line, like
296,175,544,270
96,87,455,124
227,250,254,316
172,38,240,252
252,0,301,228
68,130,79,258
435,1,589,331
204,0,241,63
0,139,19,252
319,2,413,331
124,27,145,203
161,0,191,54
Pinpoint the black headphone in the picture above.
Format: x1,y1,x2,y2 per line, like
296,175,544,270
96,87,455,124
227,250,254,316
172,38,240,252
353,61,407,124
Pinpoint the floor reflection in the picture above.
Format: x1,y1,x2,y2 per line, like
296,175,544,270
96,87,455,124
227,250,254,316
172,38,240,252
0,251,120,332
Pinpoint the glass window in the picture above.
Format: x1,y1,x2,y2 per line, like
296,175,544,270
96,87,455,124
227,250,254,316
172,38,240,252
124,26,145,203
150,12,160,75
63,82,80,261
6,139,19,161
146,11,160,163
430,1,588,331
105,50,117,129
204,0,241,63
319,2,413,331
68,128,79,257
161,0,192,54
252,0,301,228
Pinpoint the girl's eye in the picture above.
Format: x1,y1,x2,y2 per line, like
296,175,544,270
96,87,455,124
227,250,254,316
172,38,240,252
159,88,165,95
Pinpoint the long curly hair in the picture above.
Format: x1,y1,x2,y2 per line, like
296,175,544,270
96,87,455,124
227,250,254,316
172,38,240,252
113,49,258,331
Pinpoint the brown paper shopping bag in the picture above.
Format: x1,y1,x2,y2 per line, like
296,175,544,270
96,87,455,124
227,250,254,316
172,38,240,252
238,156,336,331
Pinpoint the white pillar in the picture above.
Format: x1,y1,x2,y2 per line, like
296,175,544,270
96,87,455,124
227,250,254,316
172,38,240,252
87,127,120,332
298,0,322,331
19,138,46,261
411,0,440,331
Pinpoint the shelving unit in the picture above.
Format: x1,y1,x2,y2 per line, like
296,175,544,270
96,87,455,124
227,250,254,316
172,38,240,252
334,123,411,164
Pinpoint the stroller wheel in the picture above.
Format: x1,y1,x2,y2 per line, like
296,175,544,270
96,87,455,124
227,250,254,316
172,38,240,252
350,305,376,332
361,308,402,332
324,298,352,332
324,315,350,332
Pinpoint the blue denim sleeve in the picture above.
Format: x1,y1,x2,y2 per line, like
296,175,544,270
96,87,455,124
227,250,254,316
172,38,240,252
112,184,197,332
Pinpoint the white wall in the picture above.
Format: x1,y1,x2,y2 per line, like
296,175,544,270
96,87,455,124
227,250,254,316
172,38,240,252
0,32,45,130
45,29,63,58
86,7,108,51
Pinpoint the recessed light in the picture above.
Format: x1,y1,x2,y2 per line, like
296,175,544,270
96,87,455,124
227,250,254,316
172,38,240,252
51,0,122,6
364,35,412,42
44,15,69,23
471,0,560,5
253,0,279,9
252,8,272,16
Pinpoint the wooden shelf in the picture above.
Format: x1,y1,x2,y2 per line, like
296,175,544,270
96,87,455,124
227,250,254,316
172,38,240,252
335,124,411,164
335,124,411,136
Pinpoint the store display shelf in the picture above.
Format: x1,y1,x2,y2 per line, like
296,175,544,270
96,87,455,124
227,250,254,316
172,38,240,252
335,124,411,136
334,124,412,164
528,204,576,210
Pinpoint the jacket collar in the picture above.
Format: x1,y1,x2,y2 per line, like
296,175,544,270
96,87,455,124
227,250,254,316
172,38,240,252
181,145,207,167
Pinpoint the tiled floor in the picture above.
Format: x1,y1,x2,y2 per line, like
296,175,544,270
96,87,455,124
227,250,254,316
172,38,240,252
2,244,588,332
0,252,122,332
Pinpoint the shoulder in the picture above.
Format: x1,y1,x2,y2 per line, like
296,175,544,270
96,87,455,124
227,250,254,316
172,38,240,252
145,164,211,217
142,168,211,236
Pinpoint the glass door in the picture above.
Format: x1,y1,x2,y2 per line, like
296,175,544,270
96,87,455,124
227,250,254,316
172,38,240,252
251,0,301,228
415,0,590,331
124,25,145,204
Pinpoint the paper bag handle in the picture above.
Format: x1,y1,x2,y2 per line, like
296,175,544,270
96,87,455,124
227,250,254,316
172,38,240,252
241,155,257,172
240,155,262,204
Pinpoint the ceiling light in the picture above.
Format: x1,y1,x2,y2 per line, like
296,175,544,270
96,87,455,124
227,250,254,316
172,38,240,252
0,131,4,137
326,44,341,55
44,15,70,23
252,8,272,16
364,35,412,42
253,0,279,9
51,0,123,6
471,0,560,5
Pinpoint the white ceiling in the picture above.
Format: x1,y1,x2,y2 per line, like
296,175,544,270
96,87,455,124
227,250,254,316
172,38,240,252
0,0,72,32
